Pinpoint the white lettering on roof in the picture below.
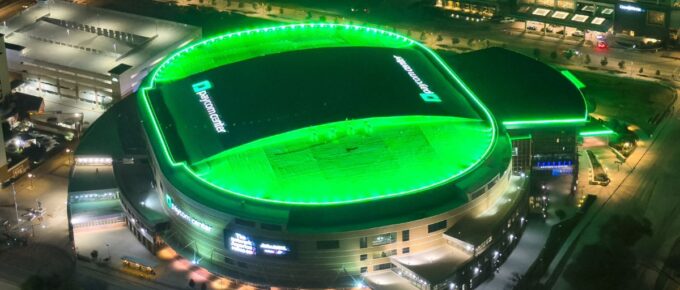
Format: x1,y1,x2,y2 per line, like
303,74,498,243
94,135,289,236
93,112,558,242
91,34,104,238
195,89,227,133
393,55,442,103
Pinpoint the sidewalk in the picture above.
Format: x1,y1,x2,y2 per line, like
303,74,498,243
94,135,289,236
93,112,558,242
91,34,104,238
477,218,551,290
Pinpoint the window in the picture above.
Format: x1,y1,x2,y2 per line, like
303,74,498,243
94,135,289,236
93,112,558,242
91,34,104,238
316,240,340,250
234,218,255,227
428,220,448,233
402,247,410,254
360,267,368,273
648,10,665,26
260,223,282,231
373,263,393,271
371,232,397,246
373,249,397,259
360,237,368,248
402,230,410,242
360,254,368,261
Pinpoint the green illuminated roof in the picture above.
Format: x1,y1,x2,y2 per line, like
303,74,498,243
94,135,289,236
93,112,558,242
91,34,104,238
138,24,503,211
193,116,492,204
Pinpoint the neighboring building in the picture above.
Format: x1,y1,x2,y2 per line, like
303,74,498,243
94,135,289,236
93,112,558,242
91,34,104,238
1,0,200,107
613,0,680,47
69,25,596,290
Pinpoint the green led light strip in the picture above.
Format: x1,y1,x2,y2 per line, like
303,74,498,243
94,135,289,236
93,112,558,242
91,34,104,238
560,70,586,90
503,118,588,127
138,23,501,206
509,134,532,141
579,129,617,136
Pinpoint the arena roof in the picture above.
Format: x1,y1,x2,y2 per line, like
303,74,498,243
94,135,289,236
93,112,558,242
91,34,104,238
139,24,504,208
2,1,199,76
443,48,589,129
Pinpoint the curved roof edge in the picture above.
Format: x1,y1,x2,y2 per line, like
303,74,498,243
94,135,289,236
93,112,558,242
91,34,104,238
443,47,589,130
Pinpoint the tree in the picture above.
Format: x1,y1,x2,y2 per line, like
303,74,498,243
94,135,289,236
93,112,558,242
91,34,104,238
618,60,625,69
533,48,541,59
238,2,244,8
656,69,661,76
189,279,196,288
550,51,557,60
306,11,312,19
406,30,412,37
251,2,257,9
555,209,567,220
266,4,272,12
584,54,591,64
600,57,608,67
419,31,427,41
639,67,644,74
564,215,652,290
90,250,99,261
319,15,327,22
451,37,460,45
279,7,284,14
436,34,443,42
211,0,215,5
20,275,45,290
226,0,231,6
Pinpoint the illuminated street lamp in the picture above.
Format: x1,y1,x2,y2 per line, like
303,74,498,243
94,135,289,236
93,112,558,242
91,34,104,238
65,148,72,165
27,173,34,190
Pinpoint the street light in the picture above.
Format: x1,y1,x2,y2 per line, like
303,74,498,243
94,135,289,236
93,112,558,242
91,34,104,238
106,243,111,259
27,173,34,190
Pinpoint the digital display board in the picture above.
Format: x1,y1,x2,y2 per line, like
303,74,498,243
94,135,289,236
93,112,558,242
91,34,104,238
225,230,293,257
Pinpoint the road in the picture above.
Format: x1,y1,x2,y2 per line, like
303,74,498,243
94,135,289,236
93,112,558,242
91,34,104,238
552,93,680,290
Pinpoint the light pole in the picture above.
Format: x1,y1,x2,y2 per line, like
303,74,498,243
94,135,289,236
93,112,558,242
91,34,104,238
106,243,111,259
27,173,34,190
11,183,19,223
65,148,71,165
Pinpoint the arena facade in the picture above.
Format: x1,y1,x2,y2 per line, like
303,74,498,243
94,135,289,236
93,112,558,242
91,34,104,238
69,23,590,290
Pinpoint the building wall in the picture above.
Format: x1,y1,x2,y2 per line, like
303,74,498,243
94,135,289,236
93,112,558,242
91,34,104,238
148,145,513,287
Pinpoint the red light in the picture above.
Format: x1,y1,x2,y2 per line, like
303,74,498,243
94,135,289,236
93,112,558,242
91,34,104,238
597,41,608,49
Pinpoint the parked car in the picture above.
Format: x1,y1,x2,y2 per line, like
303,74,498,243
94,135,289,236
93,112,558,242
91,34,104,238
572,30,585,37
499,17,515,23
527,25,537,31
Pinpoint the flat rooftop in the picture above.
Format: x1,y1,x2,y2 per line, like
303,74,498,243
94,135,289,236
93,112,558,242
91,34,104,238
2,0,199,76
392,245,472,283
141,24,500,206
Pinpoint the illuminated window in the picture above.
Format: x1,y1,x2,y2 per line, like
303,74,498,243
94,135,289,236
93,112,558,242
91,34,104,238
648,10,665,26
372,232,397,246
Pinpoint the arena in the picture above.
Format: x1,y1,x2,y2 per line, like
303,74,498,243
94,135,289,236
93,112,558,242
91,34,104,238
67,23,597,289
